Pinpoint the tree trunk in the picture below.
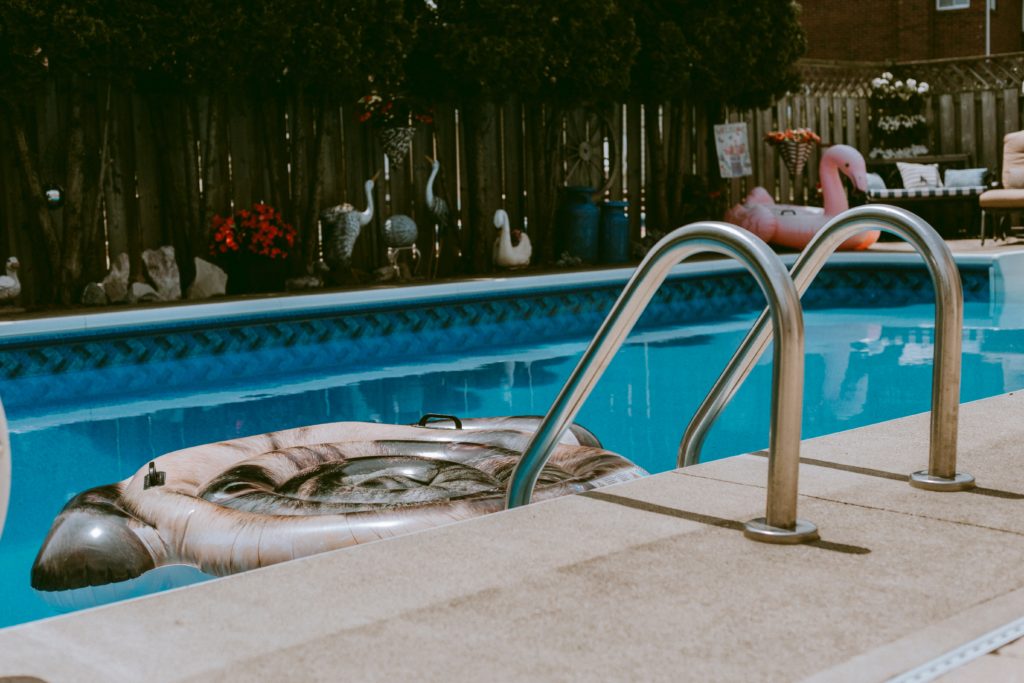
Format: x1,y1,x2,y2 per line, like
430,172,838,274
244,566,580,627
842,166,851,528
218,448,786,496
302,99,327,275
463,100,501,272
668,105,687,226
57,88,87,306
83,83,113,284
290,89,326,276
703,101,724,197
526,104,558,263
644,103,669,234
198,93,222,244
262,96,289,217
290,89,309,273
149,95,192,290
5,99,61,303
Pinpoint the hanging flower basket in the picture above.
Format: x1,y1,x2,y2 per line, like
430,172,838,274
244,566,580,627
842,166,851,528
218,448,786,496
378,126,416,166
765,129,821,179
777,140,814,178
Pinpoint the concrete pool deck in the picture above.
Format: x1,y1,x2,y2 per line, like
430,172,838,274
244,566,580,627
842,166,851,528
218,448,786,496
2,392,1024,681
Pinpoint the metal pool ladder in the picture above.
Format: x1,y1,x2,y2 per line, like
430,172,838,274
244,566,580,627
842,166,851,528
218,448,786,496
505,221,819,544
0,395,9,541
680,204,974,492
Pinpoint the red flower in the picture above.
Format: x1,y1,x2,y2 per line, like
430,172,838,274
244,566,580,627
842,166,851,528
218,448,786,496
208,202,296,261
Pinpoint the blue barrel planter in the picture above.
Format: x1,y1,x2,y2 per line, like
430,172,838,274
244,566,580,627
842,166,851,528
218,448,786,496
558,186,600,263
599,201,630,264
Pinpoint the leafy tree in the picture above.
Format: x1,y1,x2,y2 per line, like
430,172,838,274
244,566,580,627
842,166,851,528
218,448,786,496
625,0,806,232
0,1,416,304
408,0,638,269
0,0,146,305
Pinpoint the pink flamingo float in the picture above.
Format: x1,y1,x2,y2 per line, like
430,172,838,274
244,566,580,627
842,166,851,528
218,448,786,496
725,144,877,251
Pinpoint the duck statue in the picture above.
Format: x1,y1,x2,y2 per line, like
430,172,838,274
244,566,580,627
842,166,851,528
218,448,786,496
725,144,876,251
493,209,532,269
320,173,378,275
0,257,21,304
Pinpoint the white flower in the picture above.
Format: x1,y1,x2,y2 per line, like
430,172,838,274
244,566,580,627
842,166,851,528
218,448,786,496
918,82,929,93
906,78,917,88
871,78,884,88
882,71,893,80
894,80,903,89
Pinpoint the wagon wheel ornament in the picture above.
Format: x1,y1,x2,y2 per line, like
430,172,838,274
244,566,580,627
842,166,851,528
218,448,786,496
559,109,620,200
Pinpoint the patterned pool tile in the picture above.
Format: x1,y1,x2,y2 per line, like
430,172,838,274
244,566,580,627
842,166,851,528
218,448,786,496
0,265,990,411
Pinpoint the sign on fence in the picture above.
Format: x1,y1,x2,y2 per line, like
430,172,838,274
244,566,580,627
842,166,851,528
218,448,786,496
714,122,753,178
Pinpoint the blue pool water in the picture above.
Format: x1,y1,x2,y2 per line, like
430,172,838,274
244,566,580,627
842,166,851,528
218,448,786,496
2,292,1023,629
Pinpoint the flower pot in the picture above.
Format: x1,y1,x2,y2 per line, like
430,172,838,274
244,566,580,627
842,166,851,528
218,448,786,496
599,201,630,264
378,126,416,166
222,256,288,295
777,140,815,178
557,187,600,264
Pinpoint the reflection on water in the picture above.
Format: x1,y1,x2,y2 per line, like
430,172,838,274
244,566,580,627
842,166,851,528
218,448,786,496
2,301,1023,628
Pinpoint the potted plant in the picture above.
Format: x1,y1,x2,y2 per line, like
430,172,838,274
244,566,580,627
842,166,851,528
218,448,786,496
765,127,822,178
209,202,296,294
356,93,433,166
868,72,930,159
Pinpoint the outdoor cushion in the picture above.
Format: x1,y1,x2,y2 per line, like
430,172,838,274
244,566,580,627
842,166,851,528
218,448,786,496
869,186,984,201
897,162,943,189
979,188,1024,209
1002,130,1024,189
866,172,887,190
944,167,987,188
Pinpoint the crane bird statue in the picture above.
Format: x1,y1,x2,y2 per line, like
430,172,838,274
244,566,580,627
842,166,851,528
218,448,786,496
425,156,461,278
383,213,420,281
320,173,378,283
0,257,21,304
492,209,531,269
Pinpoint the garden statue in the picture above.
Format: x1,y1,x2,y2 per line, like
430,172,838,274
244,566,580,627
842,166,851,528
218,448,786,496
724,144,877,251
383,214,419,281
425,157,451,233
424,156,460,278
493,209,532,269
0,257,21,304
320,173,377,278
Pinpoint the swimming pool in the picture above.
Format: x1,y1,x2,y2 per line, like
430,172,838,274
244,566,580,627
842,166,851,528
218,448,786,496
2,253,1022,629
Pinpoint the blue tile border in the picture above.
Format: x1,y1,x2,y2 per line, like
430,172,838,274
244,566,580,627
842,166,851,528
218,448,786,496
0,260,993,412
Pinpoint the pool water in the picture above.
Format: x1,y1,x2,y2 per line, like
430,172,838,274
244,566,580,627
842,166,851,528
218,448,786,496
1,299,1021,628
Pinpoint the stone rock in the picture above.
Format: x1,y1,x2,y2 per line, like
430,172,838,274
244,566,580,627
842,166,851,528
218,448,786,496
128,282,160,304
187,257,227,300
284,260,329,291
284,275,323,291
81,282,108,306
372,266,398,283
103,252,130,303
142,246,181,301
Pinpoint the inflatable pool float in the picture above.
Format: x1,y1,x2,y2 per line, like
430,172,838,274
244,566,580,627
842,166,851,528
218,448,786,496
32,416,645,595
724,144,878,251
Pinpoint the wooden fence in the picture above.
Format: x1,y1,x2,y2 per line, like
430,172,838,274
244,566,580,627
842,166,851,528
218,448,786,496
2,52,1023,307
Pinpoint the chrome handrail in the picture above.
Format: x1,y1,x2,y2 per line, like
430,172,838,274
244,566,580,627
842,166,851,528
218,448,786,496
505,222,818,544
0,396,9,540
681,204,974,492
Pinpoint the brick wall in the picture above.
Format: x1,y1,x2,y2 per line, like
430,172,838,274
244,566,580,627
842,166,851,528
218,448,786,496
801,0,1022,60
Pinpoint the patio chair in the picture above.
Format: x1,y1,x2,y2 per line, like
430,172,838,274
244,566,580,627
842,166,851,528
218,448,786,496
979,130,1024,243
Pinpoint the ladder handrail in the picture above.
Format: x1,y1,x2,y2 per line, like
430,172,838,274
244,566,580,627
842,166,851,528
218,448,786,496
680,205,973,492
0,396,9,541
505,222,817,542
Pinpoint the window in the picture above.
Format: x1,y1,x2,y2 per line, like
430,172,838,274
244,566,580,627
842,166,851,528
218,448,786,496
936,0,969,8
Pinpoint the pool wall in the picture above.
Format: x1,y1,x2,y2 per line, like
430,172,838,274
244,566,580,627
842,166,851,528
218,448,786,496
0,254,1000,413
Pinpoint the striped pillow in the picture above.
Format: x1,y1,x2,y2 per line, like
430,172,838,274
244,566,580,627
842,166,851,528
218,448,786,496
896,162,943,189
